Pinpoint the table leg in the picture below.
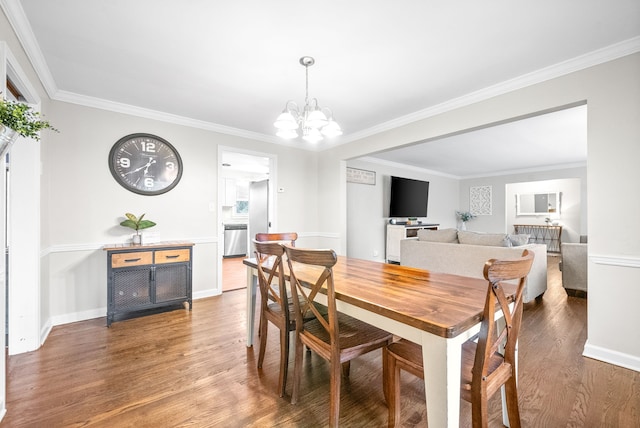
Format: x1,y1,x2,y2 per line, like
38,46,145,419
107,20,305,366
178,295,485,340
246,266,257,347
421,331,463,428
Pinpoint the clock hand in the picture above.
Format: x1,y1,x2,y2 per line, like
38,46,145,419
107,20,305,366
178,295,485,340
124,164,147,175
143,159,156,175
124,158,155,175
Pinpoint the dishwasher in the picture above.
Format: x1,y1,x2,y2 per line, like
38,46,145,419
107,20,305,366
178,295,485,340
223,224,248,257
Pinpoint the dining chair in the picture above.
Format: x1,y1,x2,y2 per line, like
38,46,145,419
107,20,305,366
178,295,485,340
255,232,298,246
284,244,394,427
254,240,294,397
254,232,298,336
384,249,534,428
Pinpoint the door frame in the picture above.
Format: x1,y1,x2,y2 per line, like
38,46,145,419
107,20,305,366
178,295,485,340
217,146,277,294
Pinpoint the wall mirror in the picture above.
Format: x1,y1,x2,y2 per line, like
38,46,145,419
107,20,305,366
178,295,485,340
516,192,560,215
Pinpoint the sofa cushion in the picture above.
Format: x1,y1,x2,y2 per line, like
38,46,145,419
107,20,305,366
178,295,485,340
417,228,458,243
458,230,510,247
508,233,531,247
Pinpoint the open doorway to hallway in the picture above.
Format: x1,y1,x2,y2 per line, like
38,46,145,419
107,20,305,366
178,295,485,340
218,149,275,293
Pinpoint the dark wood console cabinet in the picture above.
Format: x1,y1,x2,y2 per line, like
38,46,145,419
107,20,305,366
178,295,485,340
514,224,562,253
104,241,194,326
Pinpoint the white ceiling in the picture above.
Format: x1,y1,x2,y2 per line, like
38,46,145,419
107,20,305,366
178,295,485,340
366,104,588,178
5,1,640,175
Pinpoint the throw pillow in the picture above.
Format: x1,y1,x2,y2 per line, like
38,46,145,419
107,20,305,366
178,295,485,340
508,233,530,247
417,228,459,243
457,230,510,247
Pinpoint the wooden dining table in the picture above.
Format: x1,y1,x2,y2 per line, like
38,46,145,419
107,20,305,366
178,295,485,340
243,255,516,428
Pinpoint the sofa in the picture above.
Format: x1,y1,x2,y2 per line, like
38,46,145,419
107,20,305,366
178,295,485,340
400,229,548,303
559,243,588,297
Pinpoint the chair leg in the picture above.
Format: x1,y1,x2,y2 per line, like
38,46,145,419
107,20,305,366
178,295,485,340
278,327,289,398
290,334,305,405
341,361,351,378
382,347,389,404
471,391,490,428
385,350,402,428
329,357,342,427
257,315,268,368
504,377,522,428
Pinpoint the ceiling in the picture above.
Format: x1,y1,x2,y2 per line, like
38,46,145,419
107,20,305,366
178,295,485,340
365,104,588,178
4,1,640,176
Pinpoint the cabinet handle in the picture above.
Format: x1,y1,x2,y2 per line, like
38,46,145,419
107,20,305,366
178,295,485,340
124,258,142,263
165,255,180,259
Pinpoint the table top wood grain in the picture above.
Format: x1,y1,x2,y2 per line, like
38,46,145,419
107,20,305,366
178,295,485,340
244,255,516,338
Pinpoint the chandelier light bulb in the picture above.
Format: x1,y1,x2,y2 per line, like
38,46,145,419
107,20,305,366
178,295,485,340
274,110,298,130
306,108,328,129
321,119,343,137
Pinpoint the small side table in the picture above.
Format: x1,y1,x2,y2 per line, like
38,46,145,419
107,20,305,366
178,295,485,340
104,241,194,326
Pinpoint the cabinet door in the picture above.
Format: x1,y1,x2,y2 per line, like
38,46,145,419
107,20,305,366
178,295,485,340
112,268,152,310
386,225,405,262
155,264,189,303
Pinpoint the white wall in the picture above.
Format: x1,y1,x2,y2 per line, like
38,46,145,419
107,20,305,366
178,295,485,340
346,158,459,262
459,167,587,240
506,178,582,243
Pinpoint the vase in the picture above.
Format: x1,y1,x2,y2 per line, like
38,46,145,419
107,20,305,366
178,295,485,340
0,125,19,157
460,221,467,231
132,234,142,245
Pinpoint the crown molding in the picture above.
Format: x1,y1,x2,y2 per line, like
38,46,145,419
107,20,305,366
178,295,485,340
54,90,282,143
0,0,58,98
357,157,587,180
3,0,639,150
341,36,640,145
357,156,460,179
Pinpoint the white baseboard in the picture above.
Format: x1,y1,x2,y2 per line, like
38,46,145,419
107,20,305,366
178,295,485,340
583,341,640,372
48,290,221,328
51,307,106,327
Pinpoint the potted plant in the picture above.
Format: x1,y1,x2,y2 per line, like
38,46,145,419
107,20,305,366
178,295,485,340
0,96,58,156
119,213,156,245
455,210,476,230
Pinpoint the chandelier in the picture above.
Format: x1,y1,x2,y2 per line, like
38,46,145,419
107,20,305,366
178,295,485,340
274,56,342,143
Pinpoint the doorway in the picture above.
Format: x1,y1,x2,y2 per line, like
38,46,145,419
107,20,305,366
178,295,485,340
217,148,276,292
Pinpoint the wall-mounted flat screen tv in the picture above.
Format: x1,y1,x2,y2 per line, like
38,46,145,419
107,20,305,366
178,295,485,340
389,176,429,218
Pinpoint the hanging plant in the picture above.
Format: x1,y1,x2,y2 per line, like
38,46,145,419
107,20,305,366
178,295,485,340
0,97,58,141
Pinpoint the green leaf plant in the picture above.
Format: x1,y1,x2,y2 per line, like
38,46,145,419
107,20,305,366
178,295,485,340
0,96,58,140
119,213,157,235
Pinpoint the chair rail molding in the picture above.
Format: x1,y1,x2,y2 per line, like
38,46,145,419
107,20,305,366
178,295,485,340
590,254,640,269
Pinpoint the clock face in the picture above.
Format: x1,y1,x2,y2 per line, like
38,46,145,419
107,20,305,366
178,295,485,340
108,133,183,195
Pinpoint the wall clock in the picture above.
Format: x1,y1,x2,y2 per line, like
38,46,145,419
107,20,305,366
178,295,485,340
108,133,183,195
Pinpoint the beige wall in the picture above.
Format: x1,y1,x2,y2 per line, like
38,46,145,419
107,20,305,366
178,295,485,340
325,53,640,371
41,100,319,323
2,6,639,373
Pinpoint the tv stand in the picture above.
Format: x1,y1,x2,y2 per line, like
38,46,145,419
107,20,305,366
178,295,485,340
386,223,439,263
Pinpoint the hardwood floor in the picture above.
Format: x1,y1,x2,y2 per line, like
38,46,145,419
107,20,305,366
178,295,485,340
222,256,247,292
2,256,639,427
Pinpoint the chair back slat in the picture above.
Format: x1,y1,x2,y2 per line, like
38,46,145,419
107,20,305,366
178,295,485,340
473,249,534,391
255,232,298,246
283,244,338,347
254,240,287,316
